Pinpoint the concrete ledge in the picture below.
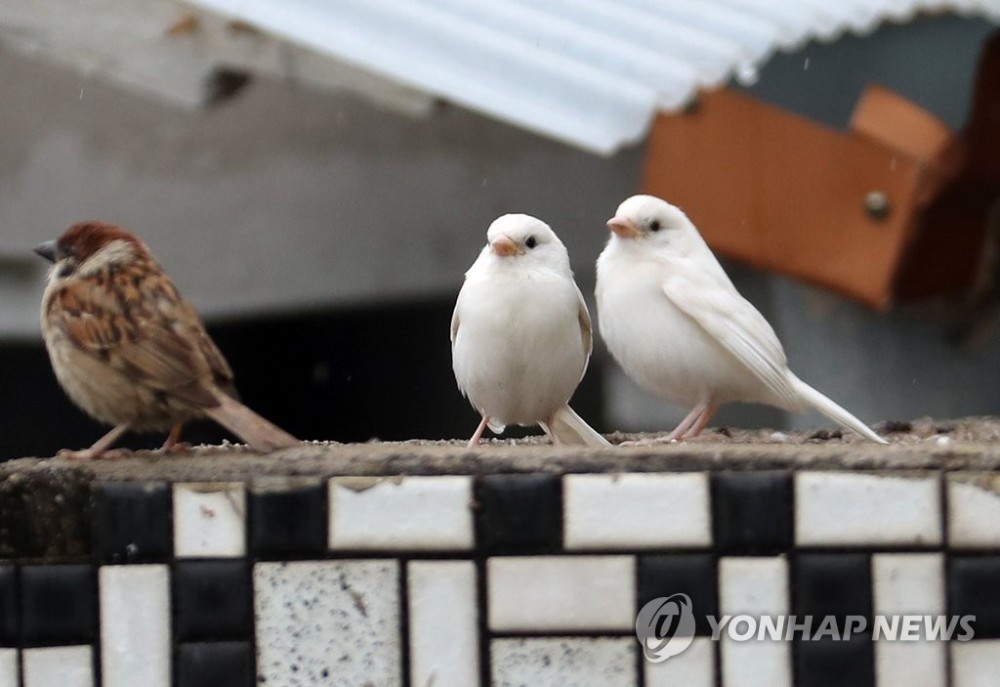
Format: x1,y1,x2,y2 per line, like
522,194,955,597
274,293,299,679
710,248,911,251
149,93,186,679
5,416,999,482
0,417,990,561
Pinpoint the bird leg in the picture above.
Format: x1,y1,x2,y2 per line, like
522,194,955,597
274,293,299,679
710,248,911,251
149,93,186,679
619,400,717,447
683,400,718,439
161,423,191,454
58,423,130,460
467,416,490,448
665,403,708,442
540,418,563,446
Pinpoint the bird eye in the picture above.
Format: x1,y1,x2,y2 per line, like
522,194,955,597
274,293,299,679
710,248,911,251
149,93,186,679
525,236,537,249
649,220,662,232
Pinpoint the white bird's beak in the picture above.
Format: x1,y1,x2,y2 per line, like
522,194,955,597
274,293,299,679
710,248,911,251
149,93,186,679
491,235,522,257
607,216,641,239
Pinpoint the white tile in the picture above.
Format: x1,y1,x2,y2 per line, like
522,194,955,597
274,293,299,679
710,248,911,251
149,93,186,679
22,646,92,687
719,640,790,687
645,637,714,687
329,476,473,551
795,472,941,546
872,553,945,615
100,565,171,687
872,553,947,687
488,556,634,632
952,640,1000,687
564,473,711,549
948,475,1000,548
875,641,947,687
173,483,246,557
255,560,401,687
0,650,16,687
492,637,635,687
0,649,14,687
408,561,479,687
719,557,789,616
719,557,791,687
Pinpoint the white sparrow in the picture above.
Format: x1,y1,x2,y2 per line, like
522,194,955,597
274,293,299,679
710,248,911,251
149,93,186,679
451,214,609,447
36,221,300,459
595,195,886,444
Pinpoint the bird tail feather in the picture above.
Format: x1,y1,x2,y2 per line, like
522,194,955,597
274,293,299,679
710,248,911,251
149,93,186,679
206,394,300,452
790,376,887,444
541,405,610,447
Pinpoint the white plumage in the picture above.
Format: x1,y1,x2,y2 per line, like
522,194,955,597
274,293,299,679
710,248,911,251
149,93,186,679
596,194,886,444
451,213,608,447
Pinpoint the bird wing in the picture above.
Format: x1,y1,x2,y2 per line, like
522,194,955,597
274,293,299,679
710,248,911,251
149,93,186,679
49,266,233,409
450,308,460,348
576,286,593,371
661,261,800,407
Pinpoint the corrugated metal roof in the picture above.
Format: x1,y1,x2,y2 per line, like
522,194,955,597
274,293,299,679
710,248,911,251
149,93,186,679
186,0,1000,154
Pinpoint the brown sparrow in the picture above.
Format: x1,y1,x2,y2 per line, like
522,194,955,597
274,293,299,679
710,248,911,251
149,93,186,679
35,221,300,459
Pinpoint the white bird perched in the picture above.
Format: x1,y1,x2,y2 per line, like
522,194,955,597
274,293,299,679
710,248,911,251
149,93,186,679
451,213,609,448
595,194,887,444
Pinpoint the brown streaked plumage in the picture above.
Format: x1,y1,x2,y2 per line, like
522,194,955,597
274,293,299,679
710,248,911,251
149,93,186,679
36,221,299,459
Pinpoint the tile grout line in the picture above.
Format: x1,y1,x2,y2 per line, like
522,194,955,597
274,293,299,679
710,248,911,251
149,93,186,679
167,482,177,687
475,555,491,687
940,468,955,687
398,557,411,687
87,486,101,687
474,475,492,687
15,565,23,687
789,470,800,687
633,548,645,687
246,482,259,687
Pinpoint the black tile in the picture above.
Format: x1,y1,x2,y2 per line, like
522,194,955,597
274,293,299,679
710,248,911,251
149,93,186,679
174,560,251,641
949,556,1000,638
249,481,326,557
795,634,874,687
95,482,171,563
177,641,253,687
0,566,16,645
21,565,96,645
794,553,872,622
712,472,792,554
638,554,717,636
476,474,561,551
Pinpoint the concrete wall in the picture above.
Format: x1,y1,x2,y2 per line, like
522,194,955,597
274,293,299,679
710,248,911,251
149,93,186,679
0,433,998,686
0,47,639,338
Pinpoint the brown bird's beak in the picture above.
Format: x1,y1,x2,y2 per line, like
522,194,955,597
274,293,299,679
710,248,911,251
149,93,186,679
607,216,641,239
33,240,58,263
491,235,522,257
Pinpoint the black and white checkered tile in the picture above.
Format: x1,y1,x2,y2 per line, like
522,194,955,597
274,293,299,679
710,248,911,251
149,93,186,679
1,470,1000,686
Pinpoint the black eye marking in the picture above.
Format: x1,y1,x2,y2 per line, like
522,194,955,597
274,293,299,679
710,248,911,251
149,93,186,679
56,260,77,278
525,236,537,249
649,220,662,232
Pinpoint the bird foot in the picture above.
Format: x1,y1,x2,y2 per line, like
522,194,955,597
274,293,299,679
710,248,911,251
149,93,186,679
161,441,192,455
56,448,128,461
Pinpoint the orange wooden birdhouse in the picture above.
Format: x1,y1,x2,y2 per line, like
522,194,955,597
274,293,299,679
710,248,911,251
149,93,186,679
642,31,1000,310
